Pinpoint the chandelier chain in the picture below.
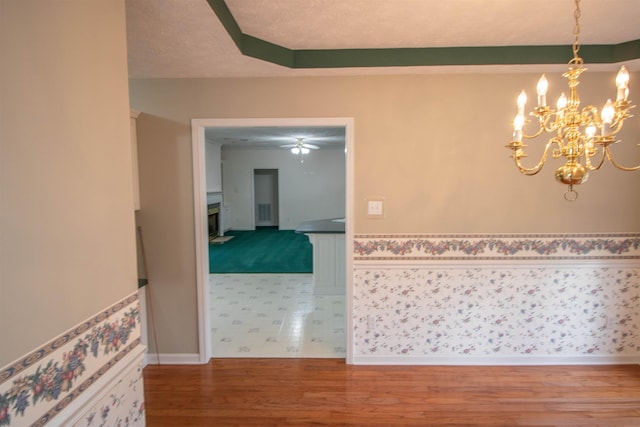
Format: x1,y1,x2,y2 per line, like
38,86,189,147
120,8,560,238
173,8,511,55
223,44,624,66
572,0,582,63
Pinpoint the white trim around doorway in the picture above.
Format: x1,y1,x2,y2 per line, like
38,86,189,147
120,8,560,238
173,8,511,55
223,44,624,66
191,117,355,364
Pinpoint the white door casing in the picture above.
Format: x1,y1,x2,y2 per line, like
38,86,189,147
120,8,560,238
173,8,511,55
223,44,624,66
191,117,355,363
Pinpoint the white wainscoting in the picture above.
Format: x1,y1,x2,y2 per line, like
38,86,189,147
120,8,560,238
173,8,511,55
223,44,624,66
65,347,145,426
351,233,640,365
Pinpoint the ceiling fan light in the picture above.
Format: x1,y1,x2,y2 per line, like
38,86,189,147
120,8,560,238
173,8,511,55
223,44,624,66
301,147,310,154
291,147,300,154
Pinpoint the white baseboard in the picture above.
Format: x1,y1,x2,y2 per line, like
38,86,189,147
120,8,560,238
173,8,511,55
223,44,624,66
351,354,640,366
144,352,202,366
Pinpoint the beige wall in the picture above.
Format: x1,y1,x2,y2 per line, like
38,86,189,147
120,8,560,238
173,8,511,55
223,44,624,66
0,0,136,366
130,71,640,354
134,115,199,354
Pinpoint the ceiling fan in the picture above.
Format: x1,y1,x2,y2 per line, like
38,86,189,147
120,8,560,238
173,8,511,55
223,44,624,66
280,138,319,162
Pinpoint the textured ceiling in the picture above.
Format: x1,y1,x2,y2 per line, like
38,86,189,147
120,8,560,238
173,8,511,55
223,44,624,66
126,0,640,79
225,0,640,49
126,0,640,148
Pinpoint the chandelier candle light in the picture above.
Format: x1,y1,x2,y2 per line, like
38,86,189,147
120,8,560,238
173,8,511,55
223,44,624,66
506,0,639,200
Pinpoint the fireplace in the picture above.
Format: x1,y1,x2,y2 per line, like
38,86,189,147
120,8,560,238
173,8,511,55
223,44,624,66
208,203,220,242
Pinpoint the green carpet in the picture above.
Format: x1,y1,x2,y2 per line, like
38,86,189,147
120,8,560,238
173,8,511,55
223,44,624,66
209,227,312,273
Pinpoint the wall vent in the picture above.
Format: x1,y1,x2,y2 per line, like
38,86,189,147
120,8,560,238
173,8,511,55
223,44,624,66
258,203,272,222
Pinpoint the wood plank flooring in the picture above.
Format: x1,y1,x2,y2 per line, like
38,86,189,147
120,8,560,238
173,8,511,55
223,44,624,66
143,359,640,426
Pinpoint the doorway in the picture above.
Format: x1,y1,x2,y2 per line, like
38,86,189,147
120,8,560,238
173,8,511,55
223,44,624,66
254,169,279,228
191,117,354,363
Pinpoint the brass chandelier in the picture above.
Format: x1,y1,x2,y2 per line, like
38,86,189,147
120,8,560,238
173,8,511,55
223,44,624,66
506,0,639,200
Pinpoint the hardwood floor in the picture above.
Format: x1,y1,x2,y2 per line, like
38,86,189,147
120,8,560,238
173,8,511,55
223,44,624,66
143,359,640,426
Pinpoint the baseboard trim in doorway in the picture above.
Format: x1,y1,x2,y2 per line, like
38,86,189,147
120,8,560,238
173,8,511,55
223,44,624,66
144,352,202,366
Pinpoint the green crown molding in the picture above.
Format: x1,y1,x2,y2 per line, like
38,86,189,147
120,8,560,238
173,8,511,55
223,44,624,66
207,0,640,69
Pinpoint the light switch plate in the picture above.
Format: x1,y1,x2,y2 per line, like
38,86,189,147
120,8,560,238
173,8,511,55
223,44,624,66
367,198,384,217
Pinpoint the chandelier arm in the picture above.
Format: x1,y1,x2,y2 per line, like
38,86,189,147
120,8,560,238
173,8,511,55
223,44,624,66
581,105,601,126
521,115,556,139
609,120,627,136
542,117,561,134
513,139,558,176
535,113,558,135
584,147,606,171
605,147,640,171
521,127,547,140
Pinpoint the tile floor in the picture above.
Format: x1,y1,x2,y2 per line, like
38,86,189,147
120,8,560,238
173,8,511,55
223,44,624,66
209,273,346,358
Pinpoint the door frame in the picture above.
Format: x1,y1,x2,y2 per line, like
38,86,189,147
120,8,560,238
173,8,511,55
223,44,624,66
253,168,279,228
191,117,354,363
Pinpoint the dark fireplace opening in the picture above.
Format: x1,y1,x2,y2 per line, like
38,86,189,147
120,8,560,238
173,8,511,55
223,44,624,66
208,203,220,242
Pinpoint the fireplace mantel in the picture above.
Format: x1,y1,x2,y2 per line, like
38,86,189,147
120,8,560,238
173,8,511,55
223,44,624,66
207,192,224,239
207,192,223,205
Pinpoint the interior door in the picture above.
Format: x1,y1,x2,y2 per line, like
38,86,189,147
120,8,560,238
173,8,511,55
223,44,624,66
254,169,279,227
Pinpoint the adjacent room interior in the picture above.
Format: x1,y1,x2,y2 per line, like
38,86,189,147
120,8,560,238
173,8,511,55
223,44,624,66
204,125,347,358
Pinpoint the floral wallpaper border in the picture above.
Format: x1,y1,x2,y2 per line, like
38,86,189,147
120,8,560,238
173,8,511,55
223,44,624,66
1,294,138,384
353,233,640,261
33,341,142,427
0,293,141,427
